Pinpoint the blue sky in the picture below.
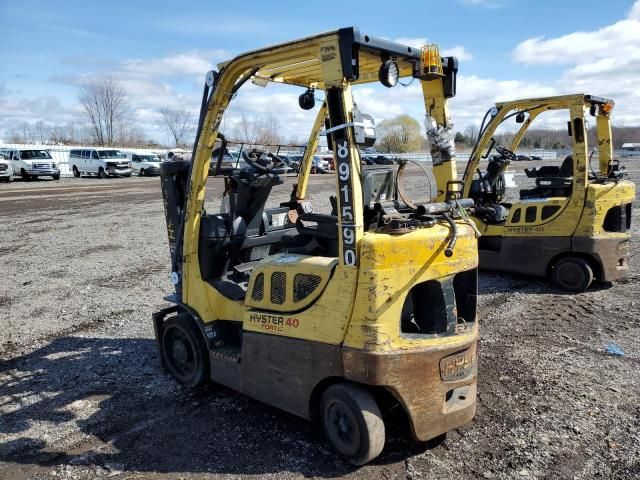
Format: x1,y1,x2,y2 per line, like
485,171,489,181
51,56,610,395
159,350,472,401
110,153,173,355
1,0,639,143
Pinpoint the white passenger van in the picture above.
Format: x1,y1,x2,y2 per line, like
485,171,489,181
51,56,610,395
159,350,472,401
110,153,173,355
124,151,162,176
69,148,132,178
0,148,60,180
0,151,14,182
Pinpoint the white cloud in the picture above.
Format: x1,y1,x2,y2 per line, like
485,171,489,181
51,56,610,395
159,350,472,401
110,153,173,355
441,46,473,61
511,1,640,125
394,38,473,60
512,2,640,65
121,49,227,78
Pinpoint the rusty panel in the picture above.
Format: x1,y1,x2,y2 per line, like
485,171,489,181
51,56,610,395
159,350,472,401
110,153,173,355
342,339,478,441
239,332,343,419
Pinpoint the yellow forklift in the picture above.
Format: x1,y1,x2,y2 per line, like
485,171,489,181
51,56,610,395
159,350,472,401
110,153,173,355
461,94,635,292
153,28,479,464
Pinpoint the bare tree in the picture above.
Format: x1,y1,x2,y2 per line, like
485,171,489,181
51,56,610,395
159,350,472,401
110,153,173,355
49,123,77,145
232,113,283,146
159,107,195,147
235,112,258,145
78,75,129,146
255,114,283,146
9,122,35,143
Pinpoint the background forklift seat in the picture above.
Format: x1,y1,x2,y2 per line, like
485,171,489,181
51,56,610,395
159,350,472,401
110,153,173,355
520,155,574,199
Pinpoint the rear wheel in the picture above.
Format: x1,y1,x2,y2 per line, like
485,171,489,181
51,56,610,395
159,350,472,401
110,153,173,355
97,167,106,179
551,256,594,292
72,166,80,178
161,315,209,388
321,383,385,465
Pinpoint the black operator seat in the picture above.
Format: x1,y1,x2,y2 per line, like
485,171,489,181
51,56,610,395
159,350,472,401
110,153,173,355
198,169,284,283
520,155,574,199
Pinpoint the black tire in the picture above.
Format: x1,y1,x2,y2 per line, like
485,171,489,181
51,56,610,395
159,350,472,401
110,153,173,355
21,169,31,181
321,383,385,465
72,166,80,178
551,256,594,292
53,174,60,180
139,168,145,177
161,315,209,388
7,175,14,183
97,167,106,179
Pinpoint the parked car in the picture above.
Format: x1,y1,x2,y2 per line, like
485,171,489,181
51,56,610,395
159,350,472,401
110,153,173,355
0,148,60,180
69,148,132,178
368,155,397,165
530,155,543,161
209,147,239,175
278,155,301,173
285,154,330,173
320,154,335,170
516,154,531,161
360,155,376,166
287,154,304,171
125,151,162,176
313,155,330,173
0,152,14,182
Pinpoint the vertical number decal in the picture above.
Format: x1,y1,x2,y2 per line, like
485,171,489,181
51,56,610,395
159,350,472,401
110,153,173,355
335,140,357,266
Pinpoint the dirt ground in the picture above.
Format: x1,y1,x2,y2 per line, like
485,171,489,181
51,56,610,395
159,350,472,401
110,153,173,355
1,161,639,480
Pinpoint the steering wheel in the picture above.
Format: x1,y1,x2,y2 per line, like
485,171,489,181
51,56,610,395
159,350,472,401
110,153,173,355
244,151,285,175
495,145,517,161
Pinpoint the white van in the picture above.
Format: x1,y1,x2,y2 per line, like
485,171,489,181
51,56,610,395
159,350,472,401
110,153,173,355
124,151,162,176
0,151,14,182
1,148,60,180
69,148,132,178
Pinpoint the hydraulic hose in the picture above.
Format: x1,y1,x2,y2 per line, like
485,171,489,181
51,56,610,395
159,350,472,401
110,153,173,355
442,212,458,257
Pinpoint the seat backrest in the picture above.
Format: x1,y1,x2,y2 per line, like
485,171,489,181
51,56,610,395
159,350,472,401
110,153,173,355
559,155,573,177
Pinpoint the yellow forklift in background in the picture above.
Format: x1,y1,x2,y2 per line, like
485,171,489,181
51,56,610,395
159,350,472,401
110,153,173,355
461,94,635,292
153,28,479,464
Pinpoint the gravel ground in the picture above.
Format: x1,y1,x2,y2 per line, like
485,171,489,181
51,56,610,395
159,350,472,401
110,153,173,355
0,161,639,480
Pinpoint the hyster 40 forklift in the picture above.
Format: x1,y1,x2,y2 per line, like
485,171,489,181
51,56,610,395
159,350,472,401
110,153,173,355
462,94,635,292
153,28,479,464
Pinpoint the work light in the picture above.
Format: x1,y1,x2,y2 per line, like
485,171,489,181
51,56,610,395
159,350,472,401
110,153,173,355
379,60,399,88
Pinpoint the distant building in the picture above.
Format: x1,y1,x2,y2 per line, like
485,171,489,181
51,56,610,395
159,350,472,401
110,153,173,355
621,143,640,152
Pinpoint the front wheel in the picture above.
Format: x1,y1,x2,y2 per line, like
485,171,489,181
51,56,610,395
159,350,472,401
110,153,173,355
139,169,145,177
21,169,31,181
53,174,60,180
72,166,80,178
97,167,106,179
551,256,594,292
161,315,209,388
321,383,385,465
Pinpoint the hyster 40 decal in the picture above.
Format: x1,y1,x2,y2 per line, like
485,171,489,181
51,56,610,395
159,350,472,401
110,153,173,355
248,313,300,333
